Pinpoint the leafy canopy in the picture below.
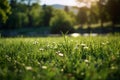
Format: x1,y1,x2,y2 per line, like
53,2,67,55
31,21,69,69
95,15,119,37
50,10,75,34
0,0,11,23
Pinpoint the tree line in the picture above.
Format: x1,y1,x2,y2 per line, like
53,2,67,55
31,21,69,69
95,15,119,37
0,0,120,34
76,0,120,33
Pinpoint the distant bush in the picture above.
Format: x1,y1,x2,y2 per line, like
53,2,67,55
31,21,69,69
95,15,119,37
50,10,75,34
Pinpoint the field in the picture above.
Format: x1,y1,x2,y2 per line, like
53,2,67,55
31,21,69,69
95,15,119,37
0,35,120,80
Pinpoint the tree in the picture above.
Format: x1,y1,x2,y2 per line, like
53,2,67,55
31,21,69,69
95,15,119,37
97,0,108,32
89,4,99,24
5,3,28,28
76,0,109,33
29,3,42,27
76,7,88,27
76,0,93,33
106,0,120,32
0,0,11,25
64,6,69,13
50,10,75,34
41,5,54,27
10,0,17,7
18,0,40,27
4,0,43,28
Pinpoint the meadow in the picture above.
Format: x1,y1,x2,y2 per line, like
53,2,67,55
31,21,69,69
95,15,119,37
0,35,120,80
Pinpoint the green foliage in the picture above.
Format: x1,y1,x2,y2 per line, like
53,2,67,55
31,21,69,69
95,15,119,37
1,0,120,32
29,3,42,27
106,0,120,24
6,12,28,28
5,3,42,28
0,36,120,80
89,4,99,24
50,10,75,34
5,3,28,28
97,0,111,26
41,5,54,27
76,7,88,26
0,0,11,23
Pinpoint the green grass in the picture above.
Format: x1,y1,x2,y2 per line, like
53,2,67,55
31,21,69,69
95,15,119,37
0,35,120,80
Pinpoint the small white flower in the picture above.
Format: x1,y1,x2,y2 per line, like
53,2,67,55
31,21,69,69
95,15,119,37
84,59,89,63
42,66,47,69
56,51,60,54
56,51,64,57
81,43,86,47
111,65,117,70
81,72,85,75
102,43,105,45
61,69,64,72
39,48,44,51
58,53,64,57
25,66,33,70
111,66,115,70
83,46,89,49
33,40,38,45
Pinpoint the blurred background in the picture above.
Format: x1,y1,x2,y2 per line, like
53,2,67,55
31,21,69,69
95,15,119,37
0,0,120,37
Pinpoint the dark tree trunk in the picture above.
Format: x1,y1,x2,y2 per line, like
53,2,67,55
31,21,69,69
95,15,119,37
98,0,105,33
27,0,32,27
112,22,115,34
87,23,91,33
100,19,104,33
28,14,32,27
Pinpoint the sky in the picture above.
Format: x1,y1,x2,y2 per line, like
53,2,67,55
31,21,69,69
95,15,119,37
40,0,99,7
40,0,78,6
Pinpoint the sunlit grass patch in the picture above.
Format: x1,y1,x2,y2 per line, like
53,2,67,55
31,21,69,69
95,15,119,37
0,36,120,80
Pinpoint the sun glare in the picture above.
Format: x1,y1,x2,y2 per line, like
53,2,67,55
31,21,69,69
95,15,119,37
76,0,99,8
